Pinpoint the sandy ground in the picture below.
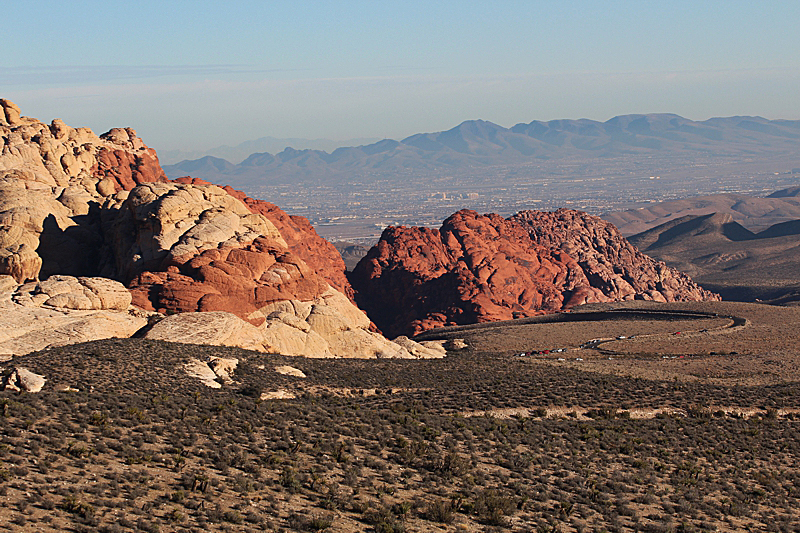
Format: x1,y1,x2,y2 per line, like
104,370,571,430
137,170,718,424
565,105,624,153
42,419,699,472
417,300,800,386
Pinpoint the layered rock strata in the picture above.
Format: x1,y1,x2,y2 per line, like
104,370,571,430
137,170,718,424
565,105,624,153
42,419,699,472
350,208,719,336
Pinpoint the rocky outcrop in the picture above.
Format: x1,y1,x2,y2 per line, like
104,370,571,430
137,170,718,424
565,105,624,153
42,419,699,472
173,177,352,296
513,210,715,304
392,336,448,358
0,100,419,358
183,356,239,388
275,365,306,378
112,181,324,320
0,99,169,282
111,181,412,357
184,358,225,389
2,367,46,393
0,275,150,357
350,208,719,336
144,312,271,352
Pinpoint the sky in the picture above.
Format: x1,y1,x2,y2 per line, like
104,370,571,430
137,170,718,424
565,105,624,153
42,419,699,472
3,0,800,153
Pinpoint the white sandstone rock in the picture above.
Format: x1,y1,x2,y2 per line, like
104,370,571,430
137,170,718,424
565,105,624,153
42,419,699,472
3,367,46,392
275,365,307,378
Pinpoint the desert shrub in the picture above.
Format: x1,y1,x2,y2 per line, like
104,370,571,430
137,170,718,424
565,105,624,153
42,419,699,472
426,449,471,478
135,518,160,533
280,466,301,493
474,489,516,526
288,511,335,532
60,494,95,519
425,498,457,524
363,505,405,533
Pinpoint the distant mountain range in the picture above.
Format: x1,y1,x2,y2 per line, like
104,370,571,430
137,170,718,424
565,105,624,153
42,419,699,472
163,114,800,187
158,135,382,165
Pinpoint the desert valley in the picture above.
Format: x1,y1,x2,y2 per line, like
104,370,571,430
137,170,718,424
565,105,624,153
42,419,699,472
2,96,800,533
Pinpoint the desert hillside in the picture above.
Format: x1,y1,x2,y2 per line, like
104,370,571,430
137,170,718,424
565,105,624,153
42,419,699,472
604,186,800,236
627,212,800,302
2,300,800,532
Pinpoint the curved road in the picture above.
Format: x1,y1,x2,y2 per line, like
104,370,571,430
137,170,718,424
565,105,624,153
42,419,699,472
414,308,749,352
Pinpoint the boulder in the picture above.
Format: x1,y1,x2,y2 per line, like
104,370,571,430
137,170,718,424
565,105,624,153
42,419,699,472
3,367,46,392
184,358,222,389
324,327,414,359
275,365,307,378
445,338,469,350
419,340,450,356
392,336,447,358
0,274,16,292
208,357,238,384
0,99,22,127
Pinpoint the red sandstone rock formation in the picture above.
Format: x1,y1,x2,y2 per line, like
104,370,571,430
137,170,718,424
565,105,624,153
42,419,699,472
173,177,351,296
115,182,330,325
92,144,168,192
350,208,720,337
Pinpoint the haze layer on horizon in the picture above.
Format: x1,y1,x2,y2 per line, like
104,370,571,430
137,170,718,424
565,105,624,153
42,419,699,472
4,0,800,153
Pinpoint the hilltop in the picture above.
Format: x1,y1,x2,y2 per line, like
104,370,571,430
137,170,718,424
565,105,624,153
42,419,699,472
604,185,800,236
627,211,800,302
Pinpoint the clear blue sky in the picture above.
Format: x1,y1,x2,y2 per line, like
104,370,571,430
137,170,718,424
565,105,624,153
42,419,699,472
3,0,800,152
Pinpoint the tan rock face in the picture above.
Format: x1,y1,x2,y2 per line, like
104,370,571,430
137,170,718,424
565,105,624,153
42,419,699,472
0,99,23,127
0,243,41,284
0,276,148,357
0,101,422,359
12,275,132,310
144,312,270,352
350,208,719,337
111,182,286,281
0,101,168,281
